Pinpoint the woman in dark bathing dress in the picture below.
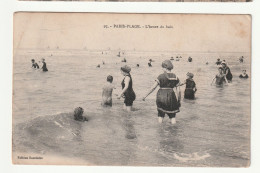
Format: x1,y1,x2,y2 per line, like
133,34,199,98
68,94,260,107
41,58,48,72
180,72,197,99
221,62,232,82
143,60,181,124
117,65,136,112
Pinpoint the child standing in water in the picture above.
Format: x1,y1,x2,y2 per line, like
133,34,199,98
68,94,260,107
211,67,228,86
117,65,136,112
142,60,181,124
102,75,115,107
180,72,197,99
41,58,48,72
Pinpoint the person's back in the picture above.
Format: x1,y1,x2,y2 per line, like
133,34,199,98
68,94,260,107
184,73,197,99
102,75,115,107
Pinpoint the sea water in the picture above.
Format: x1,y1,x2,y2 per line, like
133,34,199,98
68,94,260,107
13,49,250,166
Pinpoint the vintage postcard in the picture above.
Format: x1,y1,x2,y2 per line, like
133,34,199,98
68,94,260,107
13,12,251,166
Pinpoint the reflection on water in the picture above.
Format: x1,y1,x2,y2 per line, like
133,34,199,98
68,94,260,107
13,50,250,166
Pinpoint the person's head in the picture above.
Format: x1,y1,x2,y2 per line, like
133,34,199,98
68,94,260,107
218,67,223,74
242,70,247,74
74,107,84,120
107,75,113,83
186,72,194,79
31,59,35,63
41,58,45,62
217,58,220,61
162,60,173,71
120,65,131,76
221,62,227,67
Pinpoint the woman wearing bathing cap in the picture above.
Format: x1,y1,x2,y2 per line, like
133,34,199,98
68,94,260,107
142,60,181,124
221,62,232,82
117,65,136,112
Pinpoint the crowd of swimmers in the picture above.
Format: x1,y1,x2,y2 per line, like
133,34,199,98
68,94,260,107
31,58,48,72
98,60,198,124
31,54,247,125
97,55,249,125
97,55,195,69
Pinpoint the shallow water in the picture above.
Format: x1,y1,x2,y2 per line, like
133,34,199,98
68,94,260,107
13,49,250,166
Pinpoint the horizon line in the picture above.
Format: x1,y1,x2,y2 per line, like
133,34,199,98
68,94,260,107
14,48,250,54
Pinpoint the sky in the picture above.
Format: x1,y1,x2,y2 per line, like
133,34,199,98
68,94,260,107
14,13,251,52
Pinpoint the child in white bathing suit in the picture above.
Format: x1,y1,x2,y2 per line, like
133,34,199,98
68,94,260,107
102,75,116,107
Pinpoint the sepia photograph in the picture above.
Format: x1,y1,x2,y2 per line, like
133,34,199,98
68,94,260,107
12,12,251,166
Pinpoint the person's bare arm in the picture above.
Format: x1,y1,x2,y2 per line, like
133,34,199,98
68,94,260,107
224,76,228,84
142,82,159,101
194,85,197,92
211,77,216,85
177,80,186,87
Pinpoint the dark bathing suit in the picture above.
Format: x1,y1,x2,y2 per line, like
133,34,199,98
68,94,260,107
32,63,39,69
121,74,136,106
222,66,232,82
156,72,180,118
239,74,249,79
184,79,196,99
42,62,48,72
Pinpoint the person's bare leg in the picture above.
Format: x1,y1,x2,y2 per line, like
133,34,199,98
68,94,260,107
158,117,163,123
123,104,126,110
126,106,132,112
170,118,176,124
